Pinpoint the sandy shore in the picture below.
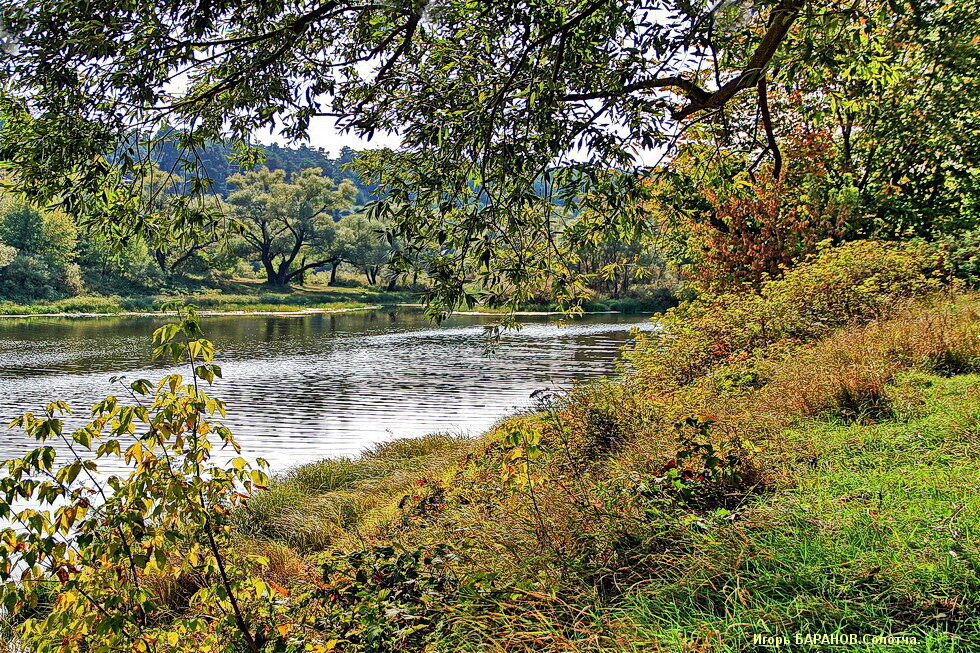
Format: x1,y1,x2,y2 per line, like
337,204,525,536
395,303,620,316
0,305,383,319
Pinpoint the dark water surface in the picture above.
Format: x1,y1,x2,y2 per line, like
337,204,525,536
0,309,654,471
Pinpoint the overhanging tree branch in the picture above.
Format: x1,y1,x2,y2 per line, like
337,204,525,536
560,75,713,103
673,0,805,119
757,74,782,179
559,0,804,120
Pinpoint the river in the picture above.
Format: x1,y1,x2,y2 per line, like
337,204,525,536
0,309,654,472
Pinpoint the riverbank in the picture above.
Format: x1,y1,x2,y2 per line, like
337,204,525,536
240,368,980,651
7,241,976,652
0,284,675,318
0,285,413,317
0,304,384,319
227,241,980,651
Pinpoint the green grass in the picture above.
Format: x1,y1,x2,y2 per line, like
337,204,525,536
234,433,473,551
619,373,980,651
0,276,678,316
0,284,418,315
218,292,980,651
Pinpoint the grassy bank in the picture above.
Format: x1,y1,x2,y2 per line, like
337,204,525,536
0,284,416,316
6,241,979,651
620,372,980,651
0,284,675,317
226,241,980,651
240,369,980,651
1,270,679,317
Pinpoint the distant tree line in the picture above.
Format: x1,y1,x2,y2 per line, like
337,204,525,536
0,127,675,303
141,133,381,203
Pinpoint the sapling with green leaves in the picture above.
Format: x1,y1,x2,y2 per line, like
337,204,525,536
0,307,286,652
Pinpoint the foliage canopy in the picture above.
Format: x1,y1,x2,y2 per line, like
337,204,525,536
0,0,977,310
0,0,824,312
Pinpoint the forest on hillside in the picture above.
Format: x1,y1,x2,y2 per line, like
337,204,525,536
0,136,676,310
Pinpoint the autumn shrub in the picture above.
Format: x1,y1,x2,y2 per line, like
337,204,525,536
628,240,941,388
690,175,853,292
556,380,656,460
0,310,288,652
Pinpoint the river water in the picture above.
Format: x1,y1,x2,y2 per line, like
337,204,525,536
0,309,654,472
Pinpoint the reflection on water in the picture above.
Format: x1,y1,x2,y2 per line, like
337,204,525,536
0,310,655,471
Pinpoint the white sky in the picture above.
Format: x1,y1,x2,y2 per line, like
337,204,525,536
256,117,667,167
254,118,401,156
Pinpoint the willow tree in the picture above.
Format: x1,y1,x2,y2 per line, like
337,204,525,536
130,164,231,275
226,167,357,287
0,0,950,313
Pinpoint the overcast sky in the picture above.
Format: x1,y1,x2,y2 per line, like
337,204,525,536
254,118,401,156
255,117,667,167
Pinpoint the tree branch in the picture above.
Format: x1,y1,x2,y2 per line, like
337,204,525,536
757,74,782,179
560,76,712,103
557,0,803,123
673,0,805,120
284,256,342,282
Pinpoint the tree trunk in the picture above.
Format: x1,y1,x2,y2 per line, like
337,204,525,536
153,249,169,274
329,261,340,285
268,272,290,288
261,257,279,286
262,255,290,288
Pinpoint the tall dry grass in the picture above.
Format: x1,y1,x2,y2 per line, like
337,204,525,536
758,298,980,421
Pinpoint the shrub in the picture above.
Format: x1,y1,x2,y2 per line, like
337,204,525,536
765,239,941,329
0,311,282,652
690,175,853,292
628,240,942,387
942,228,980,287
301,546,463,651
557,381,656,460
0,254,77,301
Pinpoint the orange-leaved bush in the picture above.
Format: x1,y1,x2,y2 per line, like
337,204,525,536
653,125,857,293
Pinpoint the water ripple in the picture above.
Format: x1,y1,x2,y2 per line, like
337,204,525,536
0,310,656,471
